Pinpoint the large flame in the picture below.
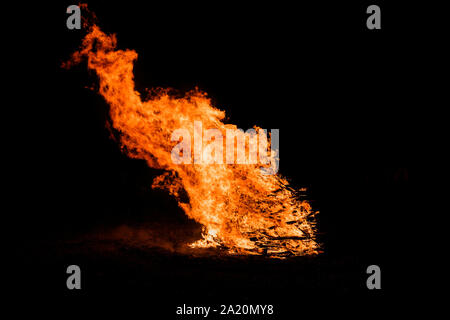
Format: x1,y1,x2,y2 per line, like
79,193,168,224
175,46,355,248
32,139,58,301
64,24,320,257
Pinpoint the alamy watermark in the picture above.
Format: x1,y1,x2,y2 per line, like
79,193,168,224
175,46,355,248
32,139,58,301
170,122,279,175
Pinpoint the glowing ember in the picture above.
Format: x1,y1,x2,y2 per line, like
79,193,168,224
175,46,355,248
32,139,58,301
64,23,320,257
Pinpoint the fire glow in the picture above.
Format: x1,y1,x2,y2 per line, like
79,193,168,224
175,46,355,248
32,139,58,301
64,23,320,257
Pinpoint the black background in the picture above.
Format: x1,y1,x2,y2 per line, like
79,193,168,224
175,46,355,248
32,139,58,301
8,0,433,317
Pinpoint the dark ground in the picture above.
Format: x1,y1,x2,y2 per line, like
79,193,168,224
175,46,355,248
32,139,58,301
7,0,437,317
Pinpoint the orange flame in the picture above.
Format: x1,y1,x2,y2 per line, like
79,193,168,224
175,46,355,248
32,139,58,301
64,24,320,257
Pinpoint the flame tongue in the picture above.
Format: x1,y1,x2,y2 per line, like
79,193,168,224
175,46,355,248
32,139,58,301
65,25,319,257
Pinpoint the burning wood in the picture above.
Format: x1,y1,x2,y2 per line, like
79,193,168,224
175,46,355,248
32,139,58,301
64,20,320,258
